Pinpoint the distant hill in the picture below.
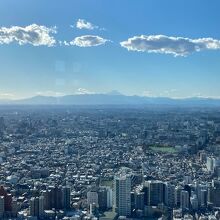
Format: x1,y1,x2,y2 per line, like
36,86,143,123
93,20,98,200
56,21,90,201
1,94,220,106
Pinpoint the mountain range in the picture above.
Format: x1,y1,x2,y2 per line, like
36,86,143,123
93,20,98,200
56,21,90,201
1,93,220,107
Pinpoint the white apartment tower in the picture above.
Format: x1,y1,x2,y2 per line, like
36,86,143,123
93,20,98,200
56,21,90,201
114,173,131,217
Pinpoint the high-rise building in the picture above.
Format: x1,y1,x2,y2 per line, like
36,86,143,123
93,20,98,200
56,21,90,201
30,196,45,218
39,196,44,218
106,186,113,208
30,197,39,217
134,191,144,210
87,190,99,207
114,173,131,217
11,199,18,218
180,190,189,211
207,157,214,173
0,196,4,218
42,185,70,211
62,186,71,210
165,182,175,208
48,186,56,209
200,189,207,208
42,190,51,210
0,117,5,134
48,185,63,210
175,186,183,207
199,152,207,163
146,180,165,206
0,186,12,211
213,158,220,170
195,182,209,208
208,185,220,207
190,194,198,210
98,187,108,210
142,184,149,206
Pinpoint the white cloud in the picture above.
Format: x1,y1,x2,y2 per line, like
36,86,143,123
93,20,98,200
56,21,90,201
76,19,99,30
120,35,220,56
75,88,94,95
70,35,109,47
62,40,70,46
0,24,57,46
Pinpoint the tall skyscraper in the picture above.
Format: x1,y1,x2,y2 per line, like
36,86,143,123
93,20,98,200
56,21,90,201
98,187,108,210
39,196,44,218
42,190,51,210
142,184,149,206
30,197,39,217
62,186,71,210
180,190,189,211
134,191,144,210
195,183,208,208
48,186,56,209
165,182,175,208
146,180,165,206
207,157,214,173
48,185,63,210
175,186,183,207
208,184,220,207
0,196,4,218
105,186,113,209
200,189,207,208
30,196,45,218
114,172,131,217
0,186,12,211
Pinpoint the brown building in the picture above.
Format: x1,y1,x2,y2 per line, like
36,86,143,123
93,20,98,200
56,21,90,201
0,186,12,211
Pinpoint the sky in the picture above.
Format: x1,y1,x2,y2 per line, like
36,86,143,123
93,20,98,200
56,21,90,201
0,0,220,99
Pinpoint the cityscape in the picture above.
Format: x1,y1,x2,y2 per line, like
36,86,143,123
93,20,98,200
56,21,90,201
1,0,220,219
0,106,220,219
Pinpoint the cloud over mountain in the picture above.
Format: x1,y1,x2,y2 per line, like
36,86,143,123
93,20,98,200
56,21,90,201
120,35,220,56
0,24,57,46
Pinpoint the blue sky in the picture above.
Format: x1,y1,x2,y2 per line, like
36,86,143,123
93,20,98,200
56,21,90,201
0,0,220,99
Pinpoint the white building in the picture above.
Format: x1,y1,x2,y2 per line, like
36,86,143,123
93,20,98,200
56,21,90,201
87,191,99,207
105,186,113,208
207,157,214,173
114,173,131,217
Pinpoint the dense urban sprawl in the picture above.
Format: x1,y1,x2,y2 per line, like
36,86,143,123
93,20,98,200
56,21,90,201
0,106,220,220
